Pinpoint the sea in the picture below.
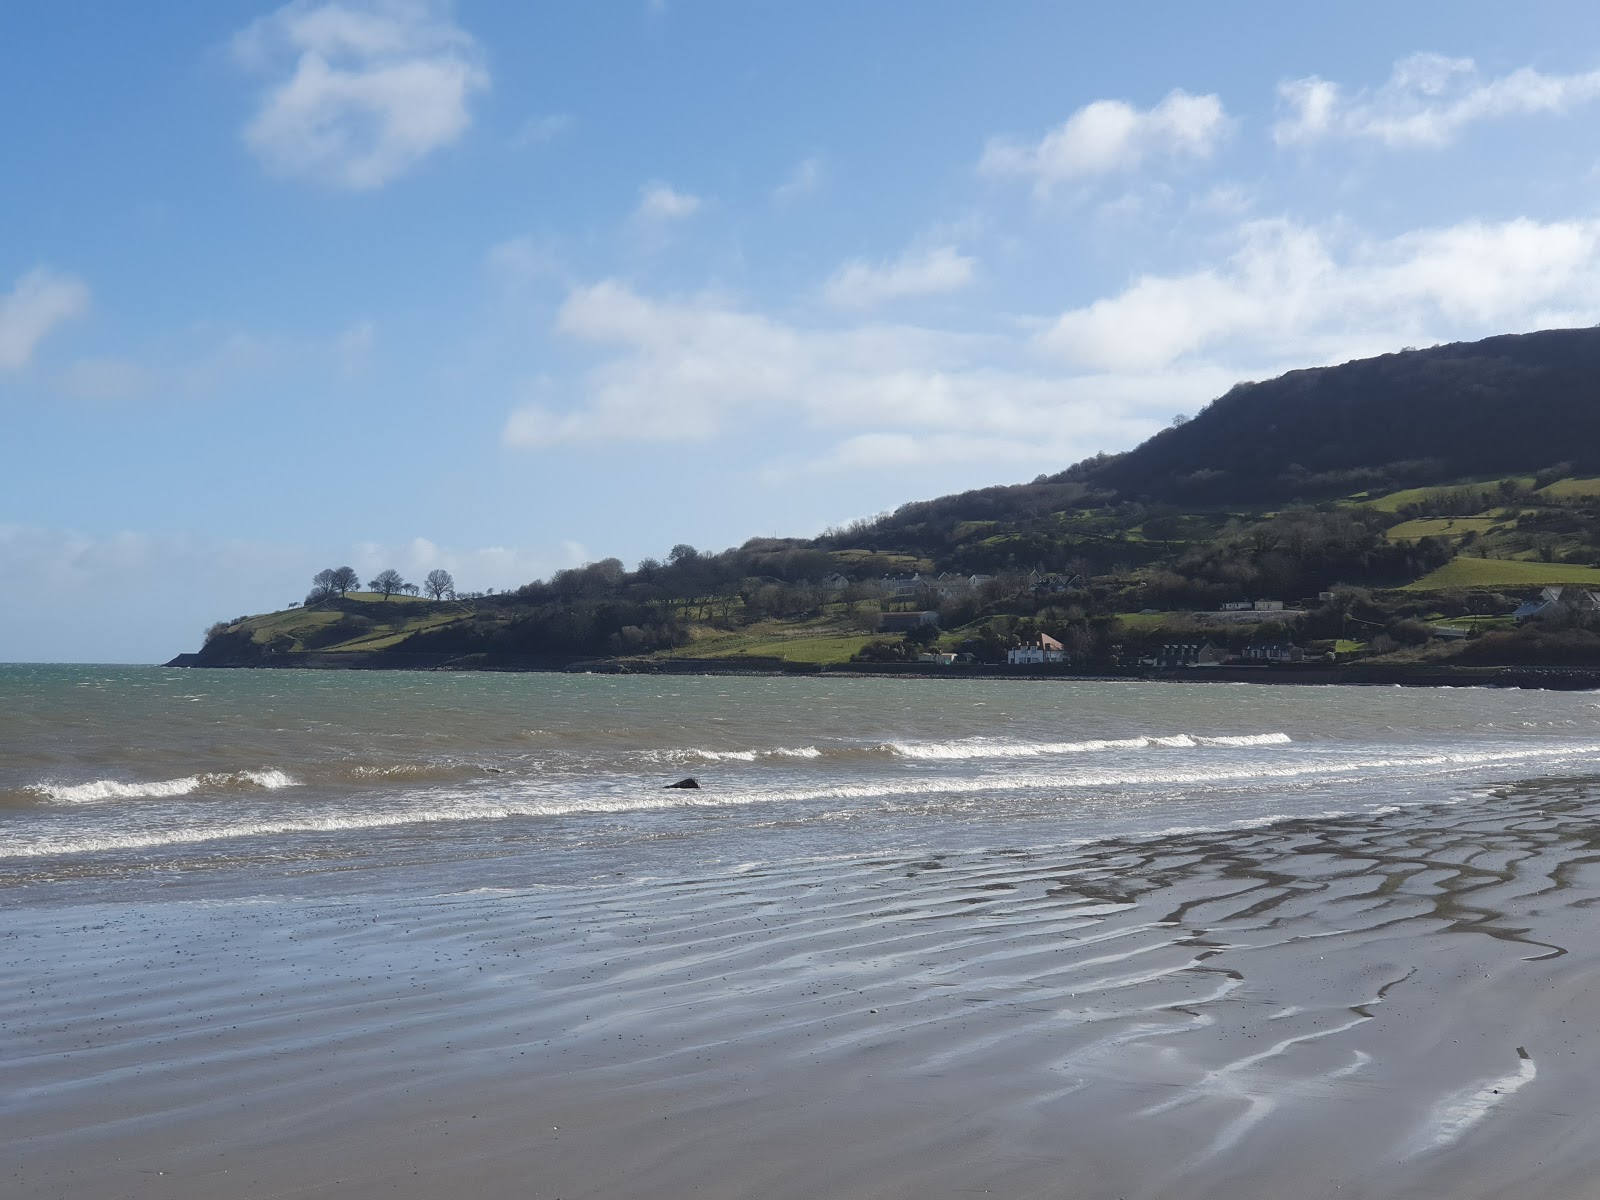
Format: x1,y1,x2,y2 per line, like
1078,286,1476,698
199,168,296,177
7,663,1600,905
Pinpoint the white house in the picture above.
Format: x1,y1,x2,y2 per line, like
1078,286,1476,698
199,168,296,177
1512,586,1600,622
1007,632,1067,665
1253,600,1285,612
1243,640,1304,663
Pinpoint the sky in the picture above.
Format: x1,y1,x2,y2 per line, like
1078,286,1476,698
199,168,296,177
7,1,1600,661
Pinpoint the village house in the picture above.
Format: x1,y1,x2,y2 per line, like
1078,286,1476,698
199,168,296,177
1029,571,1082,595
1512,586,1600,622
1007,632,1067,665
821,573,851,591
1252,600,1285,611
917,652,959,665
882,573,925,599
1220,601,1253,611
1243,640,1305,663
1146,642,1230,669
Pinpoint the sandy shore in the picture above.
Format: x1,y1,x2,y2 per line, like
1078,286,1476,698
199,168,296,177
9,784,1600,1199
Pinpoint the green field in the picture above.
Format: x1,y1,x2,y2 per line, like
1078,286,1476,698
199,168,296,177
658,619,874,663
1404,556,1600,591
1385,516,1499,541
224,597,472,653
1364,478,1531,513
1114,611,1192,631
1537,476,1600,500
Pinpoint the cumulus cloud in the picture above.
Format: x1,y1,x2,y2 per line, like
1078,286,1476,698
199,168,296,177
1274,52,1600,147
823,245,976,308
235,0,488,189
634,182,701,222
0,268,90,370
502,280,1183,475
980,90,1229,190
1040,216,1600,371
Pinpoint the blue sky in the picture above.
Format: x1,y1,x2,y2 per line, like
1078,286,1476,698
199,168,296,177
6,1,1600,661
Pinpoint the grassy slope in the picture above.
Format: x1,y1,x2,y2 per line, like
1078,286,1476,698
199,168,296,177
1404,557,1600,590
1537,477,1600,499
223,598,472,654
1385,516,1501,541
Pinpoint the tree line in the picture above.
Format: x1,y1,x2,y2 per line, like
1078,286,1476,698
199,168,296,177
306,566,459,604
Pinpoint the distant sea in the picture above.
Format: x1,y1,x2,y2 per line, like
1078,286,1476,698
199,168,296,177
7,663,1600,901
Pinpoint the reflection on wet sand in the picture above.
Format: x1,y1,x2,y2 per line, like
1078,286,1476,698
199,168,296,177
9,783,1600,1199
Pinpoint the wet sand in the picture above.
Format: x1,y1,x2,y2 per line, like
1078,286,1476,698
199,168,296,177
9,784,1600,1199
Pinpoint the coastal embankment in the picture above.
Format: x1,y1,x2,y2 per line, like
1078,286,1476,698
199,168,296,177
163,648,1600,689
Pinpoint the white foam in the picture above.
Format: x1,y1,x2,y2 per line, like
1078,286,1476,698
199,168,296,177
884,731,1289,760
29,769,298,804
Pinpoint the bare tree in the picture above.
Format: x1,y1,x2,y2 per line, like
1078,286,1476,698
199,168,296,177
369,568,406,599
424,568,456,600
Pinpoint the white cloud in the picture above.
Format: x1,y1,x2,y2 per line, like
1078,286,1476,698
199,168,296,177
235,0,488,189
774,156,823,204
501,280,1181,475
823,244,977,308
980,90,1229,190
1274,52,1600,148
1040,216,1600,371
350,535,579,590
634,182,701,222
0,268,90,370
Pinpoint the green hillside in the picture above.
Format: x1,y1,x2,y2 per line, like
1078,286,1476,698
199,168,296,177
186,328,1600,675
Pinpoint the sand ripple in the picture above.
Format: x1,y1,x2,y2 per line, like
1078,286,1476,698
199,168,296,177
8,785,1600,1198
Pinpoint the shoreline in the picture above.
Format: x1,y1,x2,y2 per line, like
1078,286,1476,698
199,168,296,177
162,651,1600,690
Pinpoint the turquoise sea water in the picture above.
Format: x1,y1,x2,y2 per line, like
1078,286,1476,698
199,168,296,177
6,664,1600,900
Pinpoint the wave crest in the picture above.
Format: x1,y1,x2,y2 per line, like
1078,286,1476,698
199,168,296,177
28,769,298,804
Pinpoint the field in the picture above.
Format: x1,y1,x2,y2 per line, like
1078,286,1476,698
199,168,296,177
657,619,873,663
1363,478,1530,513
1404,556,1600,591
1537,477,1600,500
225,598,472,653
1385,516,1500,541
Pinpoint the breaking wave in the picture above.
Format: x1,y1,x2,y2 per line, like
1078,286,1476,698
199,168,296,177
10,739,1595,860
641,732,1292,766
26,770,299,804
883,732,1292,760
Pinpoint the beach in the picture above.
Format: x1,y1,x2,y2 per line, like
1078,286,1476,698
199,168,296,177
8,667,1600,1197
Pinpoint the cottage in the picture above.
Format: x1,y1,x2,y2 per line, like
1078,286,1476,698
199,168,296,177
1252,600,1285,612
917,652,959,665
1220,601,1253,612
1512,586,1600,622
1007,632,1067,665
1149,641,1229,669
821,573,851,591
1243,640,1304,663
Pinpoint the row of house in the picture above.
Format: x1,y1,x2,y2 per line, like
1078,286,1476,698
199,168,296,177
1001,634,1311,668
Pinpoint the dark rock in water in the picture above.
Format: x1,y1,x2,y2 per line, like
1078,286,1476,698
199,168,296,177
665,777,701,790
